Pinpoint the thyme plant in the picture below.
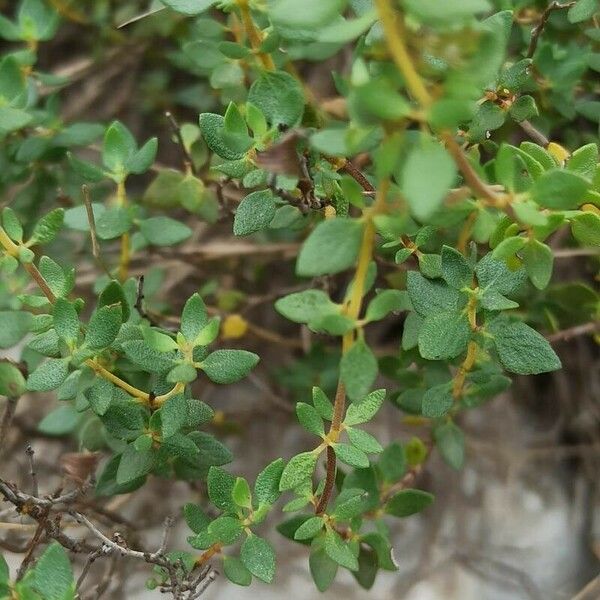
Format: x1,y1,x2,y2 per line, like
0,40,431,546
0,0,599,597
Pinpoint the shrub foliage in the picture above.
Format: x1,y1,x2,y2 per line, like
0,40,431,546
0,0,599,597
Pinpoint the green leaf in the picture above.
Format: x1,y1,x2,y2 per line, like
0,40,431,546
378,442,406,483
122,340,175,374
361,532,397,571
143,328,179,352
340,339,378,401
492,236,526,260
32,543,74,600
96,207,131,240
441,246,473,289
29,208,64,246
522,239,553,290
309,545,338,591
333,489,369,520
199,113,246,160
194,317,220,346
475,253,527,296
102,121,136,173
344,389,386,426
567,143,598,179
232,477,252,508
240,535,276,583
434,421,464,470
406,272,466,316
571,212,600,246
167,363,197,384
509,95,538,121
223,555,252,586
248,71,304,127
38,405,79,435
385,489,434,517
53,298,79,344
401,137,456,221
568,0,598,23
208,516,243,544
296,402,324,436
38,256,73,299
180,293,208,343
0,362,26,397
161,0,217,15
184,503,210,534
223,102,254,154
117,444,154,484
404,0,490,24
346,427,383,454
275,290,339,324
207,467,236,512
2,207,23,242
0,311,33,348
334,443,369,468
421,383,453,418
201,349,259,384
254,458,284,506
127,137,158,174
84,378,113,416
102,398,146,441
139,217,192,246
27,358,69,392
233,190,276,236
160,394,188,438
324,529,358,571
488,319,561,375
365,290,411,322
270,0,346,30
312,387,334,420
0,107,32,132
297,218,364,277
418,311,470,361
18,0,59,41
84,305,121,350
279,451,318,491
67,153,106,182
530,169,588,209
294,517,324,540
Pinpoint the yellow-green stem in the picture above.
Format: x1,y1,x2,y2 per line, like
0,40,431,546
237,0,275,71
116,180,130,282
316,179,390,514
0,225,181,408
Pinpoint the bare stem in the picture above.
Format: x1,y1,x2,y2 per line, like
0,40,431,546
82,185,111,277
165,111,197,175
527,1,576,58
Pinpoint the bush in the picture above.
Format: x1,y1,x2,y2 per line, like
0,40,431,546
0,0,598,597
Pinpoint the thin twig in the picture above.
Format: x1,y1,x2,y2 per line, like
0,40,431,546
25,445,39,497
165,111,197,175
546,321,599,343
134,275,159,326
527,1,576,58
82,185,111,277
518,119,550,147
76,546,111,592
